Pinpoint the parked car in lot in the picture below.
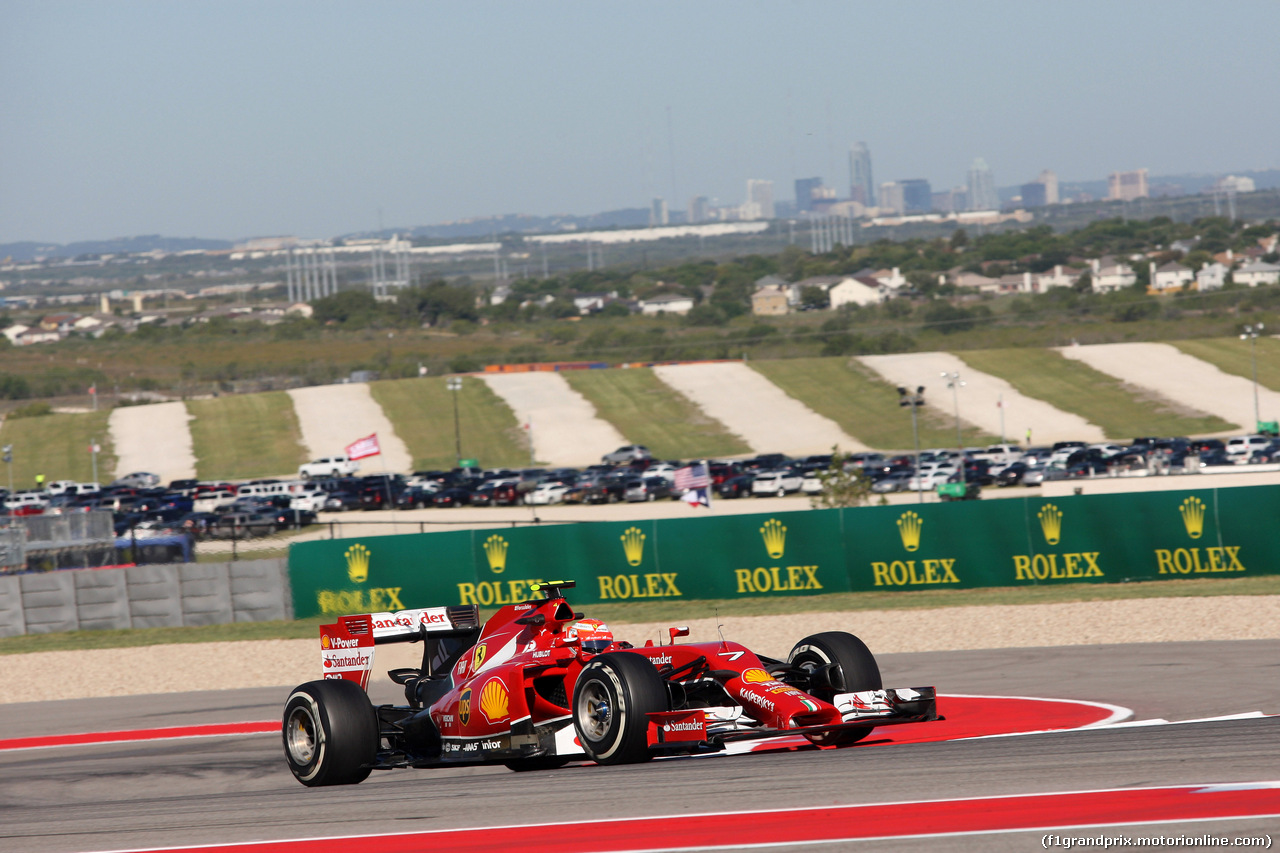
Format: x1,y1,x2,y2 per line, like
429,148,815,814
1226,435,1271,463
299,455,361,479
716,473,756,499
751,468,804,497
431,487,473,508
995,462,1029,487
601,445,651,464
624,477,674,502
871,471,913,493
323,491,363,512
111,472,160,488
526,481,571,505
269,507,317,530
210,511,277,539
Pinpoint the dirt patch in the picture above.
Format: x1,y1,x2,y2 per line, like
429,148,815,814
5,596,1277,704
286,383,412,473
107,401,196,483
654,362,866,453
479,372,627,466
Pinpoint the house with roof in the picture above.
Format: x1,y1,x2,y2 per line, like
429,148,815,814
1090,257,1136,292
638,293,694,315
1149,261,1194,293
1235,260,1280,288
827,276,885,308
996,272,1034,293
786,276,843,306
572,292,615,314
1196,262,1229,292
872,267,907,291
751,285,790,315
950,271,1001,294
1037,265,1083,291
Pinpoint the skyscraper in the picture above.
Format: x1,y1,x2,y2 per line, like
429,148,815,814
688,196,710,224
650,198,669,226
850,142,874,206
878,181,904,215
794,177,823,213
745,179,775,220
967,158,999,211
1039,170,1059,205
1108,169,1149,201
901,179,933,213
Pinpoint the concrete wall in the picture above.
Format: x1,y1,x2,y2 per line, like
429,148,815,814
0,558,291,638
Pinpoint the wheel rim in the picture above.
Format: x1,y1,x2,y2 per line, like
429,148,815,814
285,706,319,765
577,679,613,742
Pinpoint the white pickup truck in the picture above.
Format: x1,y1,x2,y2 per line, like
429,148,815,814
298,455,360,479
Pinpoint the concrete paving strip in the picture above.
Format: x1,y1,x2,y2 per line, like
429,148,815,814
653,362,867,454
107,401,196,484
286,383,412,474
1058,342,1273,434
859,352,1106,446
479,372,627,467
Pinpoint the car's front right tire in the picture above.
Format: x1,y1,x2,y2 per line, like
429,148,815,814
572,653,667,765
283,679,378,786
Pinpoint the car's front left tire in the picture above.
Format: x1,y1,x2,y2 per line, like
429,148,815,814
283,679,378,786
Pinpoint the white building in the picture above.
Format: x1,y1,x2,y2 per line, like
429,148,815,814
1090,257,1137,292
743,180,775,220
1037,265,1082,291
1196,262,1229,292
638,294,695,315
1235,260,1280,287
828,276,885,309
1150,262,1194,293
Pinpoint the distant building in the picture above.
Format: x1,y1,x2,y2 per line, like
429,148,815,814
1149,261,1194,293
638,293,694,315
1196,262,1229,292
967,158,999,210
1235,260,1280,287
687,196,710,224
1037,265,1083,291
1091,257,1137,292
794,177,823,213
849,142,875,206
1021,182,1047,208
1108,169,1149,201
743,180,775,220
901,179,933,213
1212,175,1257,194
878,181,905,215
650,198,669,226
1039,170,1059,205
828,276,885,308
751,284,790,316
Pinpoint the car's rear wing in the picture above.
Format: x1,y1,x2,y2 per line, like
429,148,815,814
320,605,480,690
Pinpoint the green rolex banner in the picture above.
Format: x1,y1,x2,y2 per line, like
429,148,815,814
288,484,1280,619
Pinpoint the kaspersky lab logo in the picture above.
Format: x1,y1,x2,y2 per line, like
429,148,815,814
621,526,646,567
345,543,370,584
484,534,509,574
760,518,786,559
1038,504,1063,546
896,511,922,552
1179,497,1206,539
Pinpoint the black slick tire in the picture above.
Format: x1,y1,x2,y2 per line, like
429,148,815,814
572,652,667,765
788,631,882,746
282,679,378,786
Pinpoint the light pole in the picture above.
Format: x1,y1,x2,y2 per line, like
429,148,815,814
942,371,966,485
446,376,463,465
897,385,926,504
1241,323,1264,432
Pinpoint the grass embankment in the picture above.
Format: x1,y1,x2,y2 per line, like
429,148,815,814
0,409,115,486
1175,337,1280,392
749,357,996,451
2,574,1275,655
187,393,307,480
562,367,752,460
370,376,529,470
958,348,1235,440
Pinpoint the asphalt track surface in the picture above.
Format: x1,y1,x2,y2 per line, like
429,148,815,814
2,640,1277,853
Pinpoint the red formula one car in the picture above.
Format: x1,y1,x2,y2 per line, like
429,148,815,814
282,581,938,786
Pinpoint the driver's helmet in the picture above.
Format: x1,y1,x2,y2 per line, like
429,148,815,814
566,618,613,655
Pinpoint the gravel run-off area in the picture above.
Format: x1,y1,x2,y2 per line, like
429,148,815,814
107,401,197,483
479,372,627,467
5,595,1279,704
859,351,1107,446
653,362,867,454
286,383,412,473
1058,342,1276,433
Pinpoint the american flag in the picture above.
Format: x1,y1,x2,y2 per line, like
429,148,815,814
674,463,710,491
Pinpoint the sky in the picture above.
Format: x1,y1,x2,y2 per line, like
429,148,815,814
3,1,1278,245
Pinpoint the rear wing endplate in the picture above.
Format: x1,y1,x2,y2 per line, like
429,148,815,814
319,605,479,689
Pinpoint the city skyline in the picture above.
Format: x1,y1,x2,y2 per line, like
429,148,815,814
3,1,1279,244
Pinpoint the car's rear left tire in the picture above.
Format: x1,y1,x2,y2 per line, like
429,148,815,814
788,631,882,746
572,652,667,765
283,679,378,786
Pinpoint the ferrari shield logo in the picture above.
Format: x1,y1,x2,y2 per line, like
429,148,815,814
471,643,487,673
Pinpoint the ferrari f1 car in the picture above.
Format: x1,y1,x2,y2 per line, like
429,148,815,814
283,580,938,786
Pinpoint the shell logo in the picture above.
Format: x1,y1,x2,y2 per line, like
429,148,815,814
479,679,510,724
458,687,472,725
741,668,772,684
320,635,331,650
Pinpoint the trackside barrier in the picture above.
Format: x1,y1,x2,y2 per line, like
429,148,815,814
287,484,1280,619
0,559,291,638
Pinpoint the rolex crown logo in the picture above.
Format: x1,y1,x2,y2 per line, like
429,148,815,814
1179,496,1206,539
344,543,370,584
1037,504,1063,546
760,518,787,559
621,526,646,567
484,534,509,574
897,511,922,552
